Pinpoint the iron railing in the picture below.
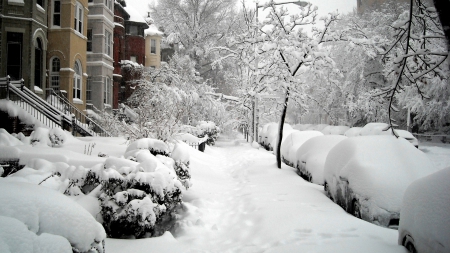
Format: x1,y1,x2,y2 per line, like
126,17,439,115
45,89,111,137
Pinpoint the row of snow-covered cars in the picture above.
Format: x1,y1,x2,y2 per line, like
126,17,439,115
259,122,449,253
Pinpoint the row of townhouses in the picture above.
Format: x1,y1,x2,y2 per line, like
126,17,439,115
0,0,163,114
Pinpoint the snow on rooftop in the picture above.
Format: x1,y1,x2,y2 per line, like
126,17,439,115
123,4,147,24
145,24,163,37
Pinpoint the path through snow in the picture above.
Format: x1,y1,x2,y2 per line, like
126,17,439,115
107,137,407,253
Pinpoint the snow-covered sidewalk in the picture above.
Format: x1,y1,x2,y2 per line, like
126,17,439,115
106,136,408,253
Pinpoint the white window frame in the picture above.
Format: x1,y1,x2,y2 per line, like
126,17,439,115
105,29,112,56
151,39,156,54
74,2,83,34
104,76,112,105
73,60,82,100
50,57,60,90
105,0,112,10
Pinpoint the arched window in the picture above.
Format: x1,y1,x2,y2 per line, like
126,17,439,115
50,57,60,90
73,61,82,99
34,38,43,88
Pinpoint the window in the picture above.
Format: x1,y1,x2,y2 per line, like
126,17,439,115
129,25,138,36
104,77,111,105
53,0,60,26
37,0,44,7
74,2,83,34
130,56,137,62
86,77,92,103
105,0,112,10
87,29,92,51
73,61,82,99
151,39,156,54
7,32,23,81
50,57,60,90
34,38,43,88
105,30,112,56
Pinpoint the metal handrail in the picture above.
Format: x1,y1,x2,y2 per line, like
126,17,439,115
7,83,64,129
46,89,111,137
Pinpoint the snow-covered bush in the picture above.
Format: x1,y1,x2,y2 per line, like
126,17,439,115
49,127,66,147
0,180,106,253
29,127,68,147
125,138,170,157
196,121,220,146
29,127,51,146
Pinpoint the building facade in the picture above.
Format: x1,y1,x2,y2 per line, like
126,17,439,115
112,0,128,109
144,16,162,69
86,0,114,111
0,0,48,95
46,0,89,112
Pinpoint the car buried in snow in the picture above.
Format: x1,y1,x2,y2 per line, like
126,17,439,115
323,135,437,229
398,167,450,253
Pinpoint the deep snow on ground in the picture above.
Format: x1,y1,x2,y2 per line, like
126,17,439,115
103,135,450,253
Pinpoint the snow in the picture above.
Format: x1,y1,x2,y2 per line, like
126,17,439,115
125,138,169,156
359,122,391,136
321,125,350,135
344,127,362,137
398,167,450,252
123,5,147,24
145,24,163,37
280,130,323,166
172,133,207,146
0,181,106,252
2,127,450,252
0,216,72,253
296,135,347,185
107,136,407,253
323,135,439,226
171,142,190,163
0,100,42,126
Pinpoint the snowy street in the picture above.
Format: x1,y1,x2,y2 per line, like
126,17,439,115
106,136,413,253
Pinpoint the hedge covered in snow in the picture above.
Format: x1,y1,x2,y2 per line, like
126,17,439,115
0,128,192,241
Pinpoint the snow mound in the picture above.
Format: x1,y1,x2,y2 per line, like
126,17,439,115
126,138,170,156
296,135,347,185
0,180,106,252
0,129,24,146
0,216,72,253
399,167,450,252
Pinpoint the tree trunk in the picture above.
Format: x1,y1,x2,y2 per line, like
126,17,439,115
432,0,450,53
276,87,290,169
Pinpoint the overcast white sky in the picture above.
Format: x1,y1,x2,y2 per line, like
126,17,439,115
127,0,356,20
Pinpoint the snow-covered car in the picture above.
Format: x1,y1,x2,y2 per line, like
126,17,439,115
396,129,419,148
280,130,323,167
398,167,450,253
320,125,350,135
360,123,419,148
295,135,347,185
359,123,419,148
344,127,362,137
323,135,437,228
